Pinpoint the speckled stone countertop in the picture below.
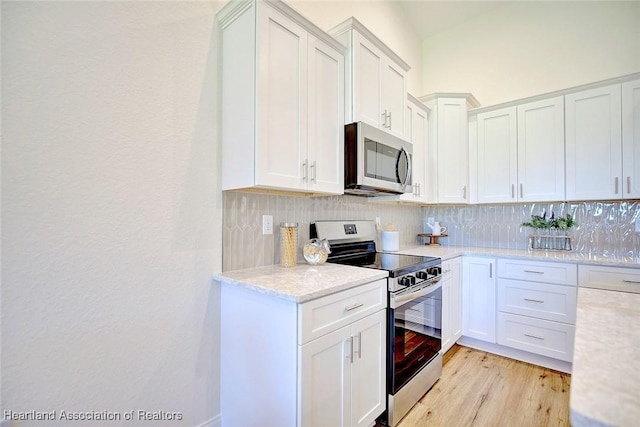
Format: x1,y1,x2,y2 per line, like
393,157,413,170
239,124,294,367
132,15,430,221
213,263,388,303
393,245,640,267
570,287,640,427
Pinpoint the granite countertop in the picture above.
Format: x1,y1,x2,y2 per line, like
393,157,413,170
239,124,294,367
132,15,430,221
213,263,388,303
393,244,640,267
570,287,640,427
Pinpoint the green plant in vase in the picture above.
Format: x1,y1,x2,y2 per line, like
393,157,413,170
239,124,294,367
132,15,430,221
521,212,578,250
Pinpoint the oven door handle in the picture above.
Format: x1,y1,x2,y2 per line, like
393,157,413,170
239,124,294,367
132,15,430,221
390,278,442,308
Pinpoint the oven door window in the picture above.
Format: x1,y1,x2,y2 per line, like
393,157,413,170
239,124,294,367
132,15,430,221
390,288,442,394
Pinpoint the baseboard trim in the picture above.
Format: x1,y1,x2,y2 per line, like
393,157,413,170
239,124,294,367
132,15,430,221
195,414,221,427
456,337,573,374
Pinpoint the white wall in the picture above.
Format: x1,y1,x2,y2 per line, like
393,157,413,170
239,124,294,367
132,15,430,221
421,1,640,106
289,0,424,95
1,1,223,425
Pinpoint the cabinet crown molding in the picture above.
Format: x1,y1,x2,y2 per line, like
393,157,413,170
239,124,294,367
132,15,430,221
328,16,411,72
420,92,481,109
217,0,346,54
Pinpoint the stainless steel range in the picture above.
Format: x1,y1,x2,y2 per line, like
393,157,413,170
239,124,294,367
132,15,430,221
311,220,443,427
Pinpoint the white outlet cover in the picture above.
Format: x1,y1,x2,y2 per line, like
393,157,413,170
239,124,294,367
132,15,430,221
262,215,273,235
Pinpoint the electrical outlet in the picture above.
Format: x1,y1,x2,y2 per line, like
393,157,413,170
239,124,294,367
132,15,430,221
262,215,273,235
375,217,381,226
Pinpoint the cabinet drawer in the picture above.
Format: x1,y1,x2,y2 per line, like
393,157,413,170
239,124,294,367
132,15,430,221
497,312,575,362
498,259,577,285
299,279,386,344
579,265,640,293
497,279,576,324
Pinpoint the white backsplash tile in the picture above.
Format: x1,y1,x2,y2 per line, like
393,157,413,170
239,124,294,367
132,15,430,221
424,201,640,261
222,192,423,271
224,193,640,270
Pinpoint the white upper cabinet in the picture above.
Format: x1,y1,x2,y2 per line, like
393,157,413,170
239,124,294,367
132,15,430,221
423,94,480,204
622,79,640,199
474,97,565,203
330,18,410,139
565,84,622,200
219,0,345,195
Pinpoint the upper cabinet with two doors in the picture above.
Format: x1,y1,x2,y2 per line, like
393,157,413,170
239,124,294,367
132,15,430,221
471,96,565,203
329,17,411,139
566,79,640,200
218,0,345,195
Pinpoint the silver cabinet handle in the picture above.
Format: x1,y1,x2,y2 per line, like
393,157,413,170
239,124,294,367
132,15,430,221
524,270,544,274
511,184,515,199
525,333,545,340
381,110,387,127
310,161,316,183
345,302,364,312
615,177,619,194
623,279,640,284
524,298,545,303
388,111,392,129
520,183,523,198
489,263,493,278
628,176,632,194
355,332,362,359
347,337,353,363
302,160,308,182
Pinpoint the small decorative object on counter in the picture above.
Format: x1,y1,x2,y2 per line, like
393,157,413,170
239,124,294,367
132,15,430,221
521,211,578,251
381,222,399,252
303,238,331,265
280,222,298,267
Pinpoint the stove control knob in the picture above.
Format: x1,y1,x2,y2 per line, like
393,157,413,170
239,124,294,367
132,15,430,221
428,266,442,276
415,271,429,280
398,276,415,287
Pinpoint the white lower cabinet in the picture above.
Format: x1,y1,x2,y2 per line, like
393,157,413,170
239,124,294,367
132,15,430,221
441,257,462,353
462,257,496,343
579,264,640,293
496,259,577,363
301,310,386,427
221,278,387,427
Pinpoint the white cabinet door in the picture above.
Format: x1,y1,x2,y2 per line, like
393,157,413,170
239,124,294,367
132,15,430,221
382,61,407,138
622,79,640,199
436,98,470,203
476,107,517,203
300,326,352,427
351,310,386,427
352,32,384,130
308,34,344,194
462,257,496,343
565,84,622,200
517,96,565,202
441,258,462,353
256,5,308,190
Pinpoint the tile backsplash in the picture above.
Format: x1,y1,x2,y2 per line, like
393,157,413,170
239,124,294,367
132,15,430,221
223,193,640,271
424,201,640,261
223,192,423,271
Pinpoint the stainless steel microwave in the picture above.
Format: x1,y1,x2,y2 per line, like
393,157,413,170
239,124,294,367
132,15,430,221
344,122,412,196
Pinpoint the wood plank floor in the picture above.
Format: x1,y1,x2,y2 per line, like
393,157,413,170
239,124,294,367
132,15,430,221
393,345,571,427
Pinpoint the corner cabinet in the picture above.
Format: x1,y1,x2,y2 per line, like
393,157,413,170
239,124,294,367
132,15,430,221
622,79,640,199
472,96,565,203
462,257,496,343
422,94,480,204
220,279,387,427
218,0,345,195
329,17,410,139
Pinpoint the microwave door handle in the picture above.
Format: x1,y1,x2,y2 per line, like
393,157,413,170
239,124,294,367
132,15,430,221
399,147,411,191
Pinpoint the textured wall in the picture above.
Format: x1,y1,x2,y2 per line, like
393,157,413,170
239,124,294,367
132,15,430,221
223,192,423,271
421,1,640,106
424,201,640,261
2,2,223,425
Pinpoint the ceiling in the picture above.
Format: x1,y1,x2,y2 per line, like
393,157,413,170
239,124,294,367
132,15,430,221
397,1,506,39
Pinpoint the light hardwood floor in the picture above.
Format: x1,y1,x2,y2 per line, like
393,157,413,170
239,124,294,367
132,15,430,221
395,345,571,427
